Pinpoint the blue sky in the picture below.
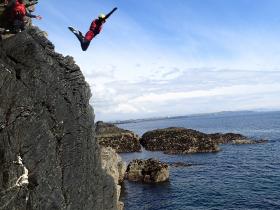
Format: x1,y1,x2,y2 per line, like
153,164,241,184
35,0,280,121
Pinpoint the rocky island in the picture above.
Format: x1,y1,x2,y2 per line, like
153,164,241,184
96,121,142,153
140,127,220,154
140,127,266,154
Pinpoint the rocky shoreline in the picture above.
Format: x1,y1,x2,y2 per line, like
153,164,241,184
94,122,267,194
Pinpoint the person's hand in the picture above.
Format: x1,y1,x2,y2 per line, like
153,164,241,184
36,15,42,20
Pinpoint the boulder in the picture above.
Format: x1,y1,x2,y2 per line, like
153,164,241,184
208,133,268,144
96,121,141,153
208,133,249,144
140,127,220,154
126,158,169,183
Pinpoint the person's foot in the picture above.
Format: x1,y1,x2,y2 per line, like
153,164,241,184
68,26,79,34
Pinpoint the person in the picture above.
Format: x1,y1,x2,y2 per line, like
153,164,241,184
11,0,42,32
68,7,117,51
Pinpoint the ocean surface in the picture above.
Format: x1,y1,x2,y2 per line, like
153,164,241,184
117,111,280,210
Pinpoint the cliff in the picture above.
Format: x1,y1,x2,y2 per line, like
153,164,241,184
0,27,119,209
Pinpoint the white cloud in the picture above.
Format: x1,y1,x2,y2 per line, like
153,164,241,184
131,83,280,104
94,82,280,120
113,104,139,114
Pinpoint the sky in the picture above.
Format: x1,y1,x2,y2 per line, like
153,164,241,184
35,0,280,121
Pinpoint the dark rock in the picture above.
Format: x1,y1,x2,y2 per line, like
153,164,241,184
125,158,169,183
140,127,267,154
140,127,220,154
96,121,141,153
208,133,268,144
208,133,248,144
0,27,119,210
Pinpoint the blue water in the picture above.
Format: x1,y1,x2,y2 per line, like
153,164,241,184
118,111,280,210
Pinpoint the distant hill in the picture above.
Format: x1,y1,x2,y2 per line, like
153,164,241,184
113,110,280,125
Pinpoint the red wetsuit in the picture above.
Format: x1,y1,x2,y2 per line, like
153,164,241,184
84,19,103,41
11,0,36,20
70,7,117,51
13,1,26,21
7,0,37,31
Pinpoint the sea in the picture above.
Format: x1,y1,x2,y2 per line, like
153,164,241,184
117,111,280,210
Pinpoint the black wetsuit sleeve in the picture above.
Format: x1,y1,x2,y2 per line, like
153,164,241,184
26,11,36,18
105,7,117,19
25,1,38,7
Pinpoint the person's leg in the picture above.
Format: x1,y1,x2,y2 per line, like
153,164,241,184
80,40,90,51
80,30,96,51
69,26,91,51
75,33,90,51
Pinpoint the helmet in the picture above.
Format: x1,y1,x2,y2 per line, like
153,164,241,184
98,14,106,19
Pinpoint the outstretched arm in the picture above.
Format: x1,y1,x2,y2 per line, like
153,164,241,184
26,10,42,20
105,7,117,20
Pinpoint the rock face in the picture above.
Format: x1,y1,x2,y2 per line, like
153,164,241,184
126,158,169,183
96,121,141,153
100,147,126,210
0,27,119,209
140,127,220,154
